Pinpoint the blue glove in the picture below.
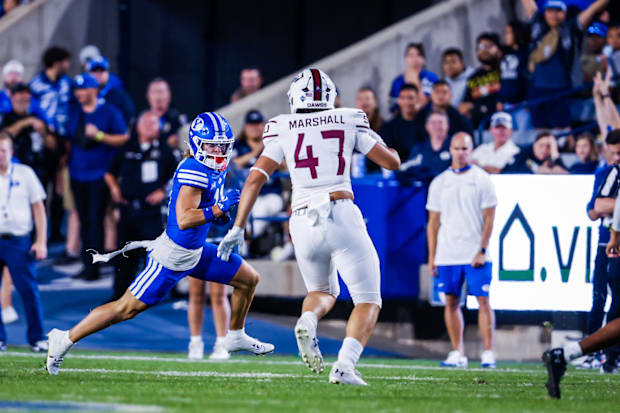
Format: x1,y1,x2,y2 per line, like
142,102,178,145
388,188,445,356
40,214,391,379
217,189,241,213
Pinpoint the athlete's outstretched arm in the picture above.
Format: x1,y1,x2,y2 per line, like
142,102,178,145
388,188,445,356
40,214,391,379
176,186,223,230
366,143,401,170
233,156,280,228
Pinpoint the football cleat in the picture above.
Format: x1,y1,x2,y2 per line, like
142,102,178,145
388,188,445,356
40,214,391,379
294,317,324,373
576,352,602,370
31,340,49,353
542,348,567,399
2,306,18,324
188,339,204,360
224,333,274,356
208,342,231,361
45,329,73,376
0,341,6,352
329,362,368,386
600,360,619,374
440,350,468,368
480,350,496,368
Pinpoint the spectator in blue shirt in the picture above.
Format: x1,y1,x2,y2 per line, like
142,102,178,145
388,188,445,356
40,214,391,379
87,56,135,124
380,83,423,163
399,111,452,184
65,73,128,281
389,43,438,113
569,133,599,174
520,0,610,128
78,45,124,91
29,46,72,136
1,60,25,114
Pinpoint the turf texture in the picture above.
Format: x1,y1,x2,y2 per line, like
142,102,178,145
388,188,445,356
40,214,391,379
1,349,619,412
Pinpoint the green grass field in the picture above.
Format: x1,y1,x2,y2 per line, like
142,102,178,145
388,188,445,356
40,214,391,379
1,349,619,412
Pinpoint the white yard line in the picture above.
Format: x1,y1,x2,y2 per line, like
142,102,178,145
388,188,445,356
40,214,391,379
0,399,162,412
0,351,545,373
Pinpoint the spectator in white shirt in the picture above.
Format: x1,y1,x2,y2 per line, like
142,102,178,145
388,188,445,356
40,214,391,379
0,133,48,352
472,112,520,173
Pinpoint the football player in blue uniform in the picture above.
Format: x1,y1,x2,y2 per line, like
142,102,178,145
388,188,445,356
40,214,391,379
45,112,274,375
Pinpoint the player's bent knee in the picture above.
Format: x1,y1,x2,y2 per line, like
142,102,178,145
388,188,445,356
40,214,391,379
351,292,382,308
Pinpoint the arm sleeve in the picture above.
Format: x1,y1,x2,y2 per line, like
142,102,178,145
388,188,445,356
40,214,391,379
425,177,442,212
26,167,46,203
596,166,619,198
480,173,498,209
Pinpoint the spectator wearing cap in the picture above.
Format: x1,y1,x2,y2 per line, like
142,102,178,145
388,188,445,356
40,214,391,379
0,133,48,352
146,78,187,149
380,83,423,163
414,80,474,142
471,112,521,174
0,83,55,185
1,60,25,114
104,111,177,301
78,45,124,92
231,110,285,239
389,43,438,113
503,131,568,174
64,73,128,281
399,111,452,184
569,133,599,174
441,48,475,107
29,46,72,136
581,22,608,86
459,33,502,128
231,67,263,103
87,56,135,123
520,0,610,128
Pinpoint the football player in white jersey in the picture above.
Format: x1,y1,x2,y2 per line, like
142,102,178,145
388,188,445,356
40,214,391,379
218,68,400,385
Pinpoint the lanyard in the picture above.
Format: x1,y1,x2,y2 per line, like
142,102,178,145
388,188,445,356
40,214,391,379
450,164,472,174
1,164,15,217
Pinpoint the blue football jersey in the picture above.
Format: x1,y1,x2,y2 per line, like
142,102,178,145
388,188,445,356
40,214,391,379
166,157,227,249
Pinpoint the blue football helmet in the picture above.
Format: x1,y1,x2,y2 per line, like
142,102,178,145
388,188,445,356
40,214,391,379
188,112,235,171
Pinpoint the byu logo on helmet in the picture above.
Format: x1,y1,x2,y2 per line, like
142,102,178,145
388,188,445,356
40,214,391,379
287,68,337,114
187,112,235,171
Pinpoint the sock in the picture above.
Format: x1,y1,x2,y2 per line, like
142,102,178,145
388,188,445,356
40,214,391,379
215,336,225,346
190,335,202,343
299,311,318,331
563,342,583,361
337,337,364,369
63,330,74,347
227,329,245,340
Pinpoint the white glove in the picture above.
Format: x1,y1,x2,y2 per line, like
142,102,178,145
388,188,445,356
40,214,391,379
217,226,245,261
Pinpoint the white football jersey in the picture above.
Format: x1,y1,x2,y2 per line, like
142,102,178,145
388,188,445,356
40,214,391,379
261,108,378,210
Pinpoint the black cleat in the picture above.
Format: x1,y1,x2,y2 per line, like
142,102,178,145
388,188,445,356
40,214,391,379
542,348,567,399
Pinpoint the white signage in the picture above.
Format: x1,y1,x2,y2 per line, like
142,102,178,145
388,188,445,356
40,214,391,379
466,175,600,311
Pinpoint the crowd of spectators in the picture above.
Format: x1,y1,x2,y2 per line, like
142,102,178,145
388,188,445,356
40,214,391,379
358,0,618,184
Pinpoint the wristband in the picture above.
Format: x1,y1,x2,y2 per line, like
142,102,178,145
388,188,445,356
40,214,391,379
96,131,104,142
480,247,487,255
202,207,215,223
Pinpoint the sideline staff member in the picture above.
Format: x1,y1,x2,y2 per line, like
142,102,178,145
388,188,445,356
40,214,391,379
426,132,497,369
104,111,177,301
0,133,48,352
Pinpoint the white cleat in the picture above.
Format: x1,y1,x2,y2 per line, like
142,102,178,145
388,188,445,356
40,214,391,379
440,350,468,368
31,340,49,353
2,306,18,324
294,318,324,373
208,342,231,360
329,362,368,386
45,329,72,376
188,339,204,360
480,350,496,368
224,333,274,356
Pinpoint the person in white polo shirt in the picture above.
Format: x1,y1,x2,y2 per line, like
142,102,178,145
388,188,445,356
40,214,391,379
471,112,520,174
0,132,48,352
426,132,498,368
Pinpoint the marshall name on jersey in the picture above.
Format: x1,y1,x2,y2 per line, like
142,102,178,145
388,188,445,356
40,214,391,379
261,108,378,210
